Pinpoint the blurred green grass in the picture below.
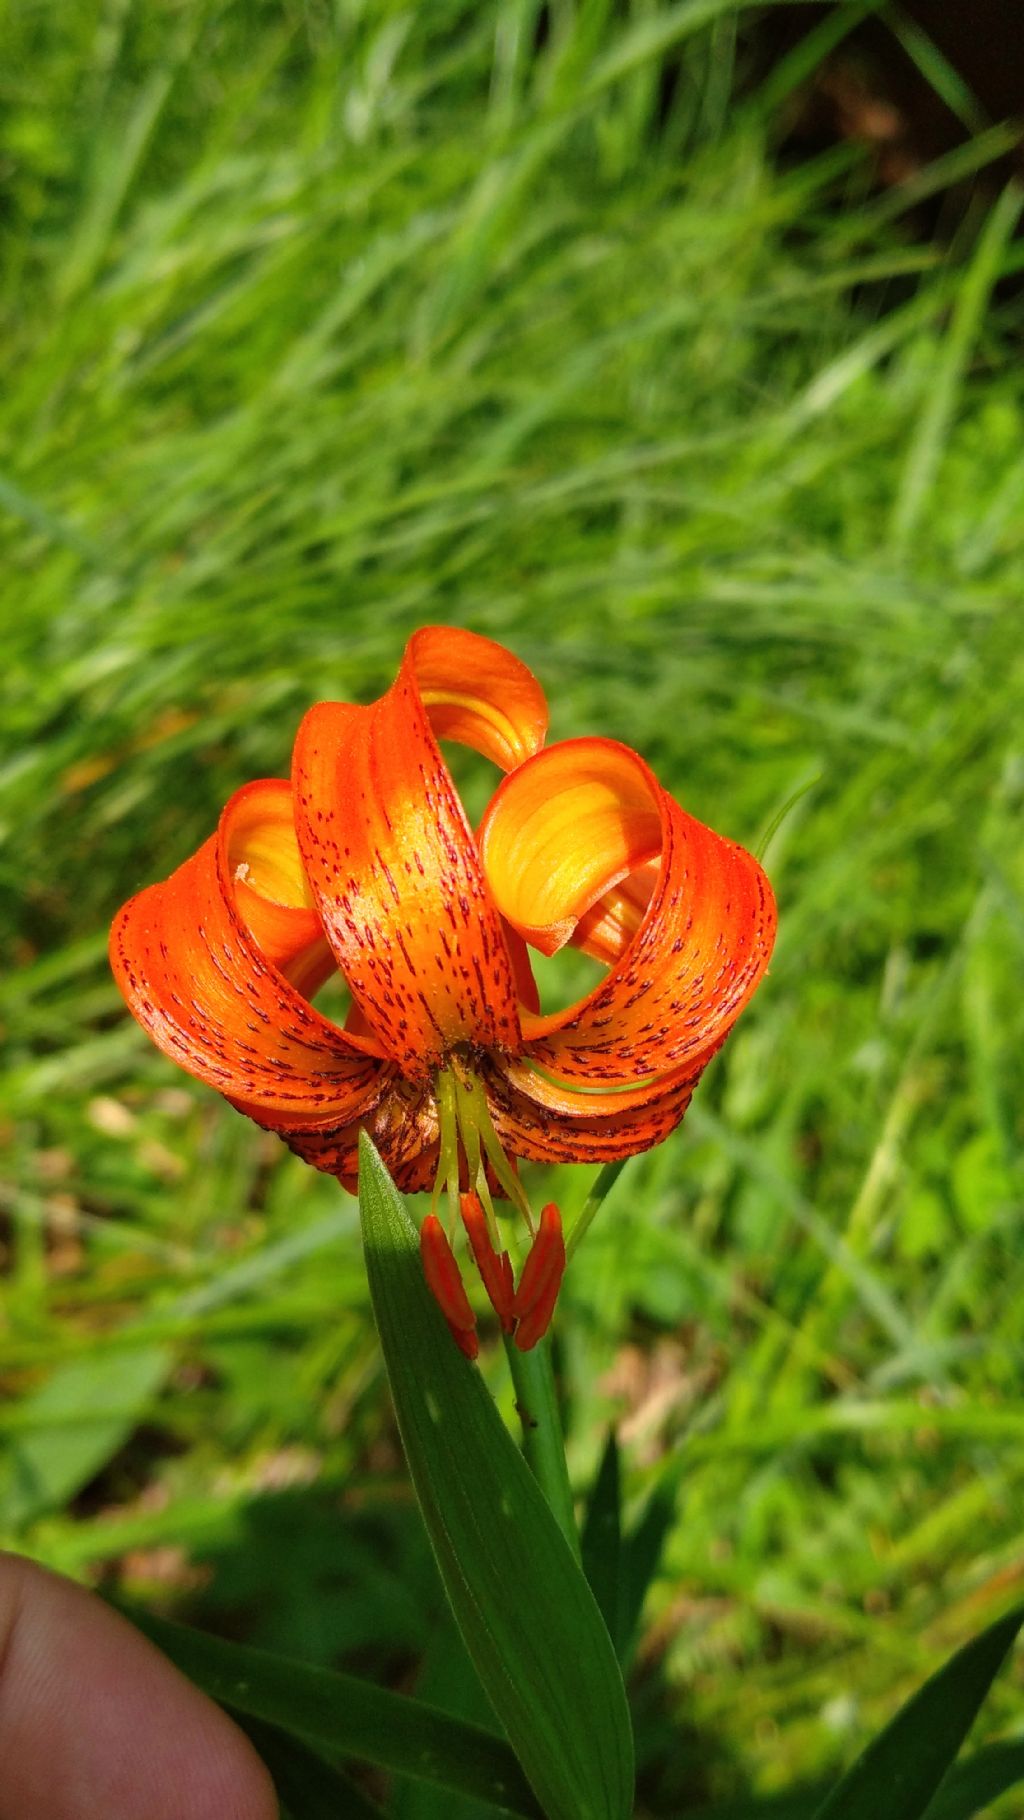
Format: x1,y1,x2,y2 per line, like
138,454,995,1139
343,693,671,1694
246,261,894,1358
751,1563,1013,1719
2,1,1024,1812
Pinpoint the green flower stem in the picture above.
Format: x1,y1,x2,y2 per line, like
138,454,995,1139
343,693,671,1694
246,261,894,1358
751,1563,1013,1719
503,1333,580,1560
565,1158,628,1262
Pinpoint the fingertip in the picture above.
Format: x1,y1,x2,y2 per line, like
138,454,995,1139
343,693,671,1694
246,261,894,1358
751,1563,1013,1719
0,1553,279,1820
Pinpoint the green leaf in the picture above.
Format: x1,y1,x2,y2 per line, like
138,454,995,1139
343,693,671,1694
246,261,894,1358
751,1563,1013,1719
922,1740,1024,1820
811,1606,1024,1820
619,1481,676,1670
580,1432,623,1656
688,1739,1024,1820
580,1433,676,1671
230,1712,388,1820
0,1345,170,1532
120,1606,540,1817
393,1613,509,1820
358,1131,634,1820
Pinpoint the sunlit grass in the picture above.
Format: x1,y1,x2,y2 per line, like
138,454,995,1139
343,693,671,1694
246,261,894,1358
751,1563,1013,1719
3,3,1024,1812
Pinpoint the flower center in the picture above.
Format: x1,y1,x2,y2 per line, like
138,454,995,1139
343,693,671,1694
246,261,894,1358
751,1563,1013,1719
418,1050,565,1359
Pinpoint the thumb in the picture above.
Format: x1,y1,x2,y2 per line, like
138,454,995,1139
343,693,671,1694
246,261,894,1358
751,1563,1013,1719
0,1551,278,1820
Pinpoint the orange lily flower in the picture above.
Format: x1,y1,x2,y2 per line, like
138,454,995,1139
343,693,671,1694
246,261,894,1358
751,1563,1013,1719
110,627,776,1354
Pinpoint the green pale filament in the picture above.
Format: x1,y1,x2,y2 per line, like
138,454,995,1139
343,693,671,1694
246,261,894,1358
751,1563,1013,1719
458,1069,534,1235
431,1055,536,1248
433,1067,462,1238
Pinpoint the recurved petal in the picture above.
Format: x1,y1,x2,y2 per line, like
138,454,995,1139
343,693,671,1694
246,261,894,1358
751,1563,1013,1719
478,739,662,957
240,1075,439,1195
480,738,776,1085
291,638,523,1076
572,860,661,967
483,1055,701,1163
408,625,548,771
502,920,541,1016
110,785,385,1119
224,779,338,1001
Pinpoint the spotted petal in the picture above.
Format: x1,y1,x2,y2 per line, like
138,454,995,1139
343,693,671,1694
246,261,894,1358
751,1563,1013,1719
225,779,338,1000
484,1055,701,1163
110,781,385,1119
291,629,546,1076
409,624,548,770
479,737,776,1086
242,1075,439,1195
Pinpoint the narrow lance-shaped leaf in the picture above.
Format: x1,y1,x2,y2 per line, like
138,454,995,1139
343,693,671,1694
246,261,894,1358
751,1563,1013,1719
121,1605,540,1818
596,1737,1024,1820
580,1432,623,1656
921,1738,1024,1820
0,1346,170,1532
581,1432,677,1671
358,1131,634,1820
230,1713,388,1820
812,1605,1024,1820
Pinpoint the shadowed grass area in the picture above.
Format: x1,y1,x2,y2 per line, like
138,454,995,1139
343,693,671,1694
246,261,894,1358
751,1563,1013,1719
3,3,1024,1813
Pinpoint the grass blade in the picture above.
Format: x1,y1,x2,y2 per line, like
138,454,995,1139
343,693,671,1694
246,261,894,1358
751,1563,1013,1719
811,1606,1024,1820
619,1484,677,1672
581,1432,624,1657
0,1347,170,1533
922,1740,1024,1818
890,180,1024,549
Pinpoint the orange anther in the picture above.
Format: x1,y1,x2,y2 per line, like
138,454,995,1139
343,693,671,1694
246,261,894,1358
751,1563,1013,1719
512,1202,566,1351
460,1192,516,1332
449,1321,480,1361
420,1213,478,1358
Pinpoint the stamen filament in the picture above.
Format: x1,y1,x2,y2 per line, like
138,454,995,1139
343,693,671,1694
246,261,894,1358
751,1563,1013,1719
433,1069,462,1238
451,1072,485,1207
472,1157,501,1244
424,1057,565,1356
451,1069,512,1246
460,1071,534,1233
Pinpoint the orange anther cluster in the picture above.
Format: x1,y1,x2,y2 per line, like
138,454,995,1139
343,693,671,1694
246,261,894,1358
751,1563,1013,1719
420,1197,566,1357
420,1214,479,1359
460,1193,516,1332
511,1204,566,1352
